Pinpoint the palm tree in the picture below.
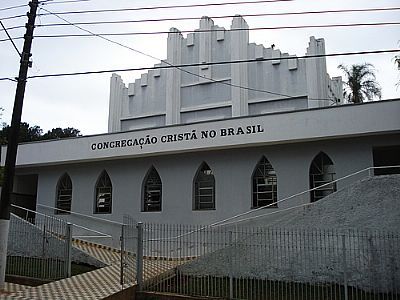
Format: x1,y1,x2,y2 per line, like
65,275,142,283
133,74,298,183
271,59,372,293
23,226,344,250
338,63,382,104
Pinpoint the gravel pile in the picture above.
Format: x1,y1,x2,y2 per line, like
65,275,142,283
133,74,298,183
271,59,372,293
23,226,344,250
257,174,400,231
179,175,400,292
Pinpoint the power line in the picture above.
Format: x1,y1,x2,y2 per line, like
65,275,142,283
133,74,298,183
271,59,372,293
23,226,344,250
2,21,399,43
0,49,393,81
36,6,334,101
1,49,398,100
0,13,26,21
2,6,397,101
0,4,26,13
0,20,21,57
0,0,90,21
33,22,400,38
9,6,400,101
0,0,293,22
36,7,299,100
38,0,295,16
28,7,400,29
40,0,92,4
3,3,399,24
0,77,17,82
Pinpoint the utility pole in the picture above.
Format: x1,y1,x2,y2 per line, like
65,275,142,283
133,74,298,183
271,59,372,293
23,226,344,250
0,0,39,290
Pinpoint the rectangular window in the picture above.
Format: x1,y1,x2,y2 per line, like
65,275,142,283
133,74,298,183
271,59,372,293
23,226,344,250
95,187,112,214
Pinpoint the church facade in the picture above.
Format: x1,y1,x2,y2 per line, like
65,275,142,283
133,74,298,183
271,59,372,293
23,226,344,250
2,17,399,247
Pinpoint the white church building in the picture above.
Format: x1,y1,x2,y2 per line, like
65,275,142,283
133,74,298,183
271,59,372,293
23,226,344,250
2,17,400,245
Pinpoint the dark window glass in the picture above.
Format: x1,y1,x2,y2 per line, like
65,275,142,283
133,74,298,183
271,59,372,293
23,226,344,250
95,171,112,214
309,152,337,202
143,167,162,212
252,157,277,208
56,173,72,214
194,163,215,210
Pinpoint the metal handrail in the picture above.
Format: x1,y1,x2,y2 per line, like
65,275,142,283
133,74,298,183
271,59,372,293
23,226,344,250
215,165,400,227
11,204,111,238
37,203,124,225
146,165,400,241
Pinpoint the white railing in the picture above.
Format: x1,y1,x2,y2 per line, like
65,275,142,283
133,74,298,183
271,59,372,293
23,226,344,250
211,165,400,228
7,211,72,280
12,204,111,239
136,224,400,299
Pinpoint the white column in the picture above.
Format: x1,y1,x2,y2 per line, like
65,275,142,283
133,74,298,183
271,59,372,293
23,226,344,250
108,74,126,132
199,17,214,83
166,28,183,125
306,37,329,108
230,16,249,117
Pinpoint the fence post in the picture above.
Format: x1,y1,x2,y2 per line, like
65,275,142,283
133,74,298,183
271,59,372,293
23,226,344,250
120,224,126,286
65,223,72,278
341,233,348,300
229,230,234,299
136,222,144,291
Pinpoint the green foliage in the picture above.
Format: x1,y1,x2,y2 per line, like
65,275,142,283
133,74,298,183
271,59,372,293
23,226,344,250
42,127,81,140
0,122,42,145
338,63,382,104
0,122,81,145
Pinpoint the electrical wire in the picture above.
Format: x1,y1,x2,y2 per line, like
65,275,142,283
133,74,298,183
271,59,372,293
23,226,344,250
0,0,293,22
40,0,92,4
29,7,400,30
0,77,17,82
3,6,399,101
3,7,400,32
0,49,393,81
36,6,337,101
2,5,397,102
34,22,400,38
0,4,27,12
4,0,289,22
0,13,26,22
37,0,295,16
0,20,21,57
2,21,399,43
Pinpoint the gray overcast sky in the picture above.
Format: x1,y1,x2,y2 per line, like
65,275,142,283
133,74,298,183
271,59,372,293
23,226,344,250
1,0,399,135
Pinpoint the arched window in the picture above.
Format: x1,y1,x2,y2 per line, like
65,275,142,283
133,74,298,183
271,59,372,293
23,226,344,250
193,162,215,210
143,167,162,212
252,156,277,208
94,170,112,214
309,152,337,202
55,173,72,214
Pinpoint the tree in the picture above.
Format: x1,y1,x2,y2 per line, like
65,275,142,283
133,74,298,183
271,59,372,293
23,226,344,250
338,63,382,104
0,122,42,145
0,123,80,145
42,127,81,140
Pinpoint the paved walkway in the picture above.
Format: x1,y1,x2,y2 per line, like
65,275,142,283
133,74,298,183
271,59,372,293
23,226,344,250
1,240,181,299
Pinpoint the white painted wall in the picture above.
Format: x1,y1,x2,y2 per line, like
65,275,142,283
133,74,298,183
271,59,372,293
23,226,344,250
2,100,399,168
14,132,399,248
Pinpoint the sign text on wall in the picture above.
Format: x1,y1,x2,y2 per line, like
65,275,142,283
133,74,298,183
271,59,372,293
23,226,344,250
90,124,264,151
